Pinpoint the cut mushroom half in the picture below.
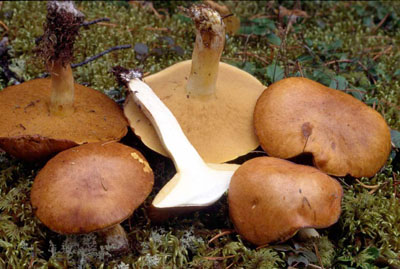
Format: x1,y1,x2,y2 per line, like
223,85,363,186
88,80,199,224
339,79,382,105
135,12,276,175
114,67,238,213
123,4,265,164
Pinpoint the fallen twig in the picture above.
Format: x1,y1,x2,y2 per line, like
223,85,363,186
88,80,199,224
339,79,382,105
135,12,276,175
297,60,304,77
372,45,392,61
71,44,132,68
355,178,387,194
235,51,269,65
204,255,236,261
225,262,235,269
0,20,8,40
38,44,132,79
308,264,324,269
81,17,110,27
324,59,353,66
255,243,270,250
372,13,390,33
0,20,8,32
145,26,170,32
313,242,324,269
208,230,235,245
355,178,379,189
369,182,387,194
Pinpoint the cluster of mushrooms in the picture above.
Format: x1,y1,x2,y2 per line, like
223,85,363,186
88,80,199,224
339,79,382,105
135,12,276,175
0,1,392,253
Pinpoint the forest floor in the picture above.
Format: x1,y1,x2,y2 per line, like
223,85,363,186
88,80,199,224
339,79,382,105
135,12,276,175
0,1,399,268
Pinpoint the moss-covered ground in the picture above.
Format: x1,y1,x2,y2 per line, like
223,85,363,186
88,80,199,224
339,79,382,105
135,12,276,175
0,1,399,268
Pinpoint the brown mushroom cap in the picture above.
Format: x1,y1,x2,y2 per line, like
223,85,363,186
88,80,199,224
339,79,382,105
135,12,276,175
124,60,265,163
30,142,154,234
0,78,128,161
254,77,391,177
228,157,343,246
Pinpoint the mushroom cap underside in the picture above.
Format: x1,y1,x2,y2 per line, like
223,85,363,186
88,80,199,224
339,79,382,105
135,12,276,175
124,60,266,163
30,142,154,234
0,78,128,161
228,157,343,246
254,77,391,178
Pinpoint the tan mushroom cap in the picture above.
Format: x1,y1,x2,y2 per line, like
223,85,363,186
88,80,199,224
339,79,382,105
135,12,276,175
254,77,391,178
0,78,128,161
30,142,154,234
124,60,265,163
228,157,343,246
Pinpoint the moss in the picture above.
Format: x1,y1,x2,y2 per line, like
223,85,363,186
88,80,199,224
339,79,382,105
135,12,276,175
0,1,399,268
338,168,400,266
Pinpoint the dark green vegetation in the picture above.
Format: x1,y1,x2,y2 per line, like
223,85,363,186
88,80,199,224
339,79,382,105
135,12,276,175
0,1,399,268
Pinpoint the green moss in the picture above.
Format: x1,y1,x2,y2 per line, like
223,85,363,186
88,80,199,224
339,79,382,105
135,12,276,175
338,168,400,266
0,1,399,268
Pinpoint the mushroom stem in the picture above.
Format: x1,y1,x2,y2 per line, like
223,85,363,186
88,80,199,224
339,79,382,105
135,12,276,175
36,1,84,116
97,224,129,253
126,77,238,208
49,62,74,116
296,228,320,241
186,5,225,96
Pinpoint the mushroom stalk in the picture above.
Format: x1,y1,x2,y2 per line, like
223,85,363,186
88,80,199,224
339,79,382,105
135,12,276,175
36,1,84,116
186,5,225,96
97,224,129,253
126,76,238,208
296,228,320,241
50,62,74,116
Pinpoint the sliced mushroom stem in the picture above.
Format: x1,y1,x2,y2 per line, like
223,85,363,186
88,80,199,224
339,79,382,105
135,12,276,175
297,228,320,241
129,79,204,169
97,224,129,253
186,5,225,96
50,62,74,116
127,78,238,208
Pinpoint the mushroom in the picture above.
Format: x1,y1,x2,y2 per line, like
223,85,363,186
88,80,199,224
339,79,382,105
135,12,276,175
228,157,343,246
114,67,238,214
203,0,240,35
254,77,391,178
124,4,265,164
30,142,154,252
0,1,128,161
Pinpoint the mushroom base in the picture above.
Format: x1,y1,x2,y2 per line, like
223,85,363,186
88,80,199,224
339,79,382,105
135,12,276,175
97,224,129,254
296,228,320,241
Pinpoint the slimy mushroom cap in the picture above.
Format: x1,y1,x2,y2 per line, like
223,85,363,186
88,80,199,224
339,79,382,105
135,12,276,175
30,142,154,234
0,79,128,161
228,157,343,246
254,77,391,177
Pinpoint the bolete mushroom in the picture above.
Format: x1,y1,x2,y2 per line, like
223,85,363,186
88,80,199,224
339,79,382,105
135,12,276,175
124,4,265,163
114,67,238,213
30,142,154,252
254,77,391,178
228,157,343,246
0,1,128,161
